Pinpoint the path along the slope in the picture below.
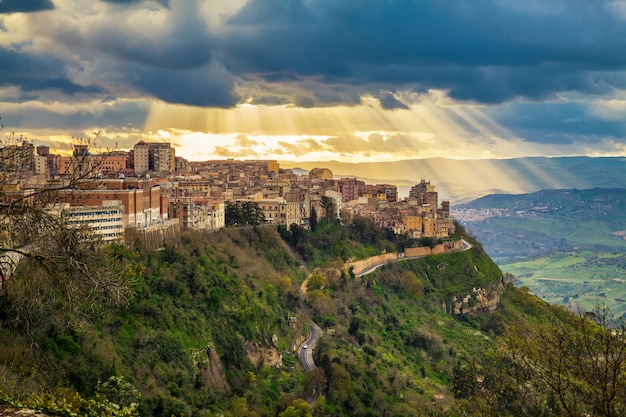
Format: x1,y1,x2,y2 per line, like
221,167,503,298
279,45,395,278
300,238,472,293
296,239,472,404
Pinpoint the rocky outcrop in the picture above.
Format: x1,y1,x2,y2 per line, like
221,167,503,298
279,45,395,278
193,343,230,393
447,280,503,315
245,336,283,368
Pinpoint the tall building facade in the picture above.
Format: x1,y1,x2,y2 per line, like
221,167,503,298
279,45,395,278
133,141,175,176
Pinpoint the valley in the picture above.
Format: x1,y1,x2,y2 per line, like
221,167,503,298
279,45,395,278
453,188,626,316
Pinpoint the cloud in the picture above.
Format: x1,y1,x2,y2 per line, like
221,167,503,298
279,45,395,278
321,132,429,157
0,47,102,96
234,134,258,147
2,0,626,157
83,4,212,70
378,93,409,110
102,0,169,5
6,0,626,109
276,138,327,156
0,99,148,130
213,145,259,158
220,0,626,104
0,0,54,13
488,101,626,144
129,61,239,107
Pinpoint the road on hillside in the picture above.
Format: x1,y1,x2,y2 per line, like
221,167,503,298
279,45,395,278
299,321,323,372
355,239,472,277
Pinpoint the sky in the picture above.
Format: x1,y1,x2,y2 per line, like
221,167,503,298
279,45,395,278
1,0,626,163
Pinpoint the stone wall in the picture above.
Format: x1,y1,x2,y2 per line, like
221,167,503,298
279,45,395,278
344,252,398,276
125,219,181,249
404,239,463,257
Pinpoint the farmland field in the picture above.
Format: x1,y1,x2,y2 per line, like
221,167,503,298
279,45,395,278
503,251,626,317
454,188,626,316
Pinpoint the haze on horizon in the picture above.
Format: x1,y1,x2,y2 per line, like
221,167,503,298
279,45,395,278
1,0,626,165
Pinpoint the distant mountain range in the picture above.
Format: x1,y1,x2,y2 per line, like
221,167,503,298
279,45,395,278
280,156,626,204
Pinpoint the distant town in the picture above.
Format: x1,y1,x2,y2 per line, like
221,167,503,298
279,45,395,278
1,140,455,245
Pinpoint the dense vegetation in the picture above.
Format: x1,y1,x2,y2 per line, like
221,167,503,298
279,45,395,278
1,216,625,416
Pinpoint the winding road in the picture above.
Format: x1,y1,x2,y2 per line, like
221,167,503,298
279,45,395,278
296,239,472,403
298,321,323,372
297,240,472,362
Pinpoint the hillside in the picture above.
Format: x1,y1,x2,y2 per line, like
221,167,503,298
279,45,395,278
1,221,625,416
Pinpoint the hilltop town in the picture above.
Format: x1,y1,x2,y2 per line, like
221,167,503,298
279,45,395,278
0,139,454,246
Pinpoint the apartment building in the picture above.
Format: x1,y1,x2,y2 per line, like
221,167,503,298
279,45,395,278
257,198,301,226
57,178,166,228
169,198,225,230
133,141,175,176
337,177,362,203
360,184,398,203
48,200,125,243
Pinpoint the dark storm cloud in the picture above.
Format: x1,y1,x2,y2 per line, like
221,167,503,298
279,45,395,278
129,62,239,107
0,47,101,95
221,0,626,104
249,95,290,106
1,100,148,130
85,9,211,70
102,0,169,5
5,0,626,112
488,102,626,144
0,0,54,13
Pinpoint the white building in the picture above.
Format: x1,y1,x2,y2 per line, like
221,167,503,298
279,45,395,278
49,200,125,243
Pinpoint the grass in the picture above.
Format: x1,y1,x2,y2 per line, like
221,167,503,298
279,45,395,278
502,251,626,317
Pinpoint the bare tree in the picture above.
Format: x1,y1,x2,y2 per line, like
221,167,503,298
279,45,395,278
0,121,138,335
463,304,626,417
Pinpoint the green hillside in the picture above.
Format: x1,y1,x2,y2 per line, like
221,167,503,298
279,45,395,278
1,221,625,416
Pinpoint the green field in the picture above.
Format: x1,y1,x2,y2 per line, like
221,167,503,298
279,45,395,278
502,250,626,317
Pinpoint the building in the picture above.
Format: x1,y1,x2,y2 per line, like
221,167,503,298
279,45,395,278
308,167,333,180
57,178,167,229
258,198,302,226
133,141,175,176
169,198,225,230
360,184,398,203
409,180,438,208
96,152,129,177
49,200,125,243
337,177,362,203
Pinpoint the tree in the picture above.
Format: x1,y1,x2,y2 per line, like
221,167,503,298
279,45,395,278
464,304,626,417
0,125,139,336
278,398,312,417
309,207,318,232
307,273,326,291
225,201,265,226
319,196,336,223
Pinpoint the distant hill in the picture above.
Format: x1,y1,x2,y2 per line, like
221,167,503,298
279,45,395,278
280,156,626,203
453,188,626,261
453,188,626,316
